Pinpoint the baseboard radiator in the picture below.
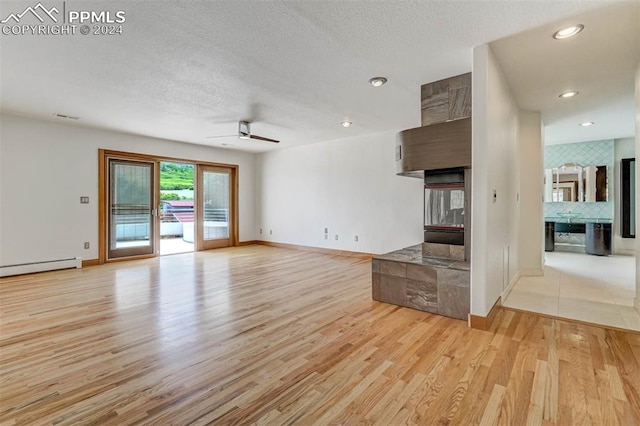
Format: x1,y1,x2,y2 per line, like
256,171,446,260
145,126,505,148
0,257,82,277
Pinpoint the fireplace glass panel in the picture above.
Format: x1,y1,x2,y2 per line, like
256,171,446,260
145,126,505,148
424,186,465,231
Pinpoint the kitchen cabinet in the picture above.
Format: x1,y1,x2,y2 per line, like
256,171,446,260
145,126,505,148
585,223,612,256
553,222,586,234
545,222,555,251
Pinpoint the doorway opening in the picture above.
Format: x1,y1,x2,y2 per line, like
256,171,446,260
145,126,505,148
159,162,195,255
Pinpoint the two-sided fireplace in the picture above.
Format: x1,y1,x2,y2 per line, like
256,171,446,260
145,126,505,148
373,73,472,320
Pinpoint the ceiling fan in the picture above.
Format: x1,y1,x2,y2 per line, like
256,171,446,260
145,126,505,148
206,121,280,144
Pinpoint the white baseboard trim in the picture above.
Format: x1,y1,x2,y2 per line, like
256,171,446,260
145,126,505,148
501,270,522,301
613,249,636,256
520,268,544,277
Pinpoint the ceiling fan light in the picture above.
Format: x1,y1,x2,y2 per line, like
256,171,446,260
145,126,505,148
368,77,388,87
559,91,579,98
239,121,250,139
553,24,584,40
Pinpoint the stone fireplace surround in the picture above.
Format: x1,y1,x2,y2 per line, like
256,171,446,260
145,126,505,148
372,244,470,320
372,72,472,321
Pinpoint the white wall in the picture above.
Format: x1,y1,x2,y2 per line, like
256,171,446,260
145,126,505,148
614,137,636,255
0,113,256,266
256,130,423,254
471,44,523,316
518,111,544,274
636,63,640,312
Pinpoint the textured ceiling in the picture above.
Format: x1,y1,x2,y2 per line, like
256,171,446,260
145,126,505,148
0,0,622,152
490,2,639,145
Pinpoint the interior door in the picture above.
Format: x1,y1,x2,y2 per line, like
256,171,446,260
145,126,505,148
108,158,156,259
197,166,233,250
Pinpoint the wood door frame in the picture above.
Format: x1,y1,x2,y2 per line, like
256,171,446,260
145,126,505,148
99,149,239,264
196,165,237,250
106,157,157,260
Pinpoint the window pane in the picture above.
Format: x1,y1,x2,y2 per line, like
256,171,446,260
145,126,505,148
110,162,152,249
202,171,229,240
424,188,465,228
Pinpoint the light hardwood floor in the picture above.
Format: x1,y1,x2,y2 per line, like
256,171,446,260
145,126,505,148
1,245,639,425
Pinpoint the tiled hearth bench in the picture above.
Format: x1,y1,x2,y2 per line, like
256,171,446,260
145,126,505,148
372,245,470,320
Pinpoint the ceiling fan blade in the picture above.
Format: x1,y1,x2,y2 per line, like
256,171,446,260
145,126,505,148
205,134,236,139
249,134,280,143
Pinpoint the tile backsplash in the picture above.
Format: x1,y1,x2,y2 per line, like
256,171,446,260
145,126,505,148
544,200,613,219
544,140,614,219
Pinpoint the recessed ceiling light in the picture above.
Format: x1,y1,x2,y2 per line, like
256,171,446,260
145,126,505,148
221,143,235,147
579,121,594,127
341,121,352,128
559,91,579,98
368,77,388,87
53,113,79,120
553,24,584,40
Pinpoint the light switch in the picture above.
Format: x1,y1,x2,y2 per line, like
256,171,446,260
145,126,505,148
80,196,89,204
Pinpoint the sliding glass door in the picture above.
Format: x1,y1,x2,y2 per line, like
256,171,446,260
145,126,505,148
197,166,233,250
108,158,156,259
100,150,237,263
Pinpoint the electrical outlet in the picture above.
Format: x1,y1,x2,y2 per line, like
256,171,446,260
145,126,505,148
335,234,338,240
269,229,272,235
84,242,90,249
259,228,263,234
324,227,328,233
354,235,359,242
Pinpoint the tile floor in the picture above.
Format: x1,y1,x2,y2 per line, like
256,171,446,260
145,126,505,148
160,237,194,255
503,252,639,331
